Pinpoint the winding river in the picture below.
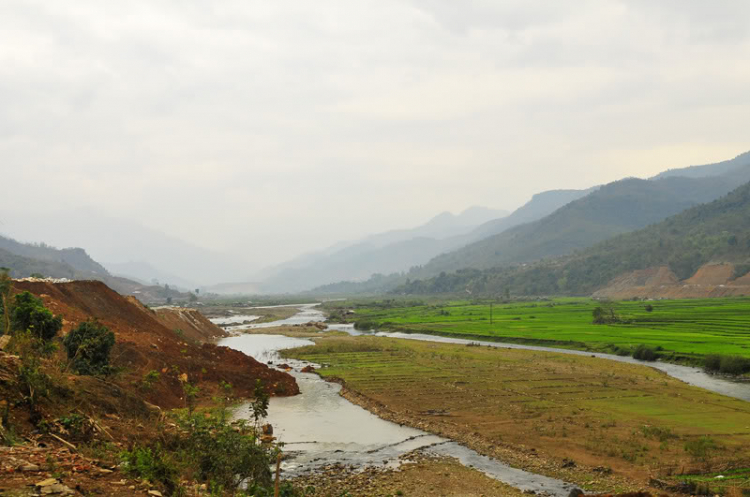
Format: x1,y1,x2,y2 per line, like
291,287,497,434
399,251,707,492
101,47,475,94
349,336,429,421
215,303,750,495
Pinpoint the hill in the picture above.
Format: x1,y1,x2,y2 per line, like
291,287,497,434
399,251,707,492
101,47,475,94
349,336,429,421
0,235,109,279
411,168,750,279
12,280,297,404
467,188,595,241
652,150,750,180
397,180,750,296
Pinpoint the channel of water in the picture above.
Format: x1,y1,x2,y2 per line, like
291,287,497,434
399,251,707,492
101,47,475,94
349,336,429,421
215,303,750,494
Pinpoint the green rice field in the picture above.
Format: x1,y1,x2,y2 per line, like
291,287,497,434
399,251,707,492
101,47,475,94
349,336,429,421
340,297,750,360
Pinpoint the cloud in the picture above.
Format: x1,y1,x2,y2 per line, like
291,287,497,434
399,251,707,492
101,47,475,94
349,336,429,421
0,0,748,280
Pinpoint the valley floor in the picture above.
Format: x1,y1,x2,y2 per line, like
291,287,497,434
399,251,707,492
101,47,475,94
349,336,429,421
283,335,750,494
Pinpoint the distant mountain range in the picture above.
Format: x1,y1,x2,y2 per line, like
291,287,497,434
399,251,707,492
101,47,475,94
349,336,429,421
319,150,750,296
397,177,750,296
252,206,510,293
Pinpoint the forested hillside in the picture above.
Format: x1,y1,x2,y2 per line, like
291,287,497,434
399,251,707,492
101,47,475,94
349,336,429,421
411,170,750,279
397,180,750,296
0,235,109,278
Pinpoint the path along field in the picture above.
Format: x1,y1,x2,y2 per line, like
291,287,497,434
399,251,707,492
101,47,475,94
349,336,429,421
284,336,750,493
342,298,750,360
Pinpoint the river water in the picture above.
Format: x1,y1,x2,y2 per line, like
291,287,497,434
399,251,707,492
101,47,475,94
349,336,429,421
216,307,578,495
215,303,750,494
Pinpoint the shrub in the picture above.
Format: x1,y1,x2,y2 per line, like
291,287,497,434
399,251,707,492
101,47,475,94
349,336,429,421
704,354,722,372
121,445,179,493
704,354,750,375
632,344,659,362
11,292,62,341
63,320,115,375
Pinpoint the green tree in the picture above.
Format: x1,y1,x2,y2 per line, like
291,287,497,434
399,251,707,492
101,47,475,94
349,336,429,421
63,320,116,375
0,268,12,336
11,292,62,341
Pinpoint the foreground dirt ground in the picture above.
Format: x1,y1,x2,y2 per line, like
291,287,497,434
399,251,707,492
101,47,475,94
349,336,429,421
284,336,750,494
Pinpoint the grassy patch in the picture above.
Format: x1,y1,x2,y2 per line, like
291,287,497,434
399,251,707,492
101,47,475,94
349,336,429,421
285,335,750,487
340,297,750,362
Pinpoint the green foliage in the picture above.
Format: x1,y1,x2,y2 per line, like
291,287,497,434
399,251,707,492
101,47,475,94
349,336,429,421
63,320,115,375
10,330,53,414
704,354,750,375
343,297,750,359
121,445,179,493
141,370,161,391
0,268,12,336
632,345,659,362
173,409,274,491
11,291,62,341
684,436,718,462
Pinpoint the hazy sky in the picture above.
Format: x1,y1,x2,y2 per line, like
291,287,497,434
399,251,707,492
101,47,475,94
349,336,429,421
2,0,749,275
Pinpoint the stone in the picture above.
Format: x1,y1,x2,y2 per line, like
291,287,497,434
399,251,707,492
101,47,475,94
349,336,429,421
40,483,74,495
19,463,40,471
36,478,60,487
568,489,584,497
148,490,164,496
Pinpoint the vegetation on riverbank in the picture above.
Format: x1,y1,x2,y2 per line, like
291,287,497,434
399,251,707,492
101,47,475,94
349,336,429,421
0,275,302,496
284,335,750,494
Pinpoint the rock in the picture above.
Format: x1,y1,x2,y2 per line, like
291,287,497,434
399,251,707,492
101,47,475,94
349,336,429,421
19,463,40,471
301,365,316,373
561,458,576,468
148,490,163,496
40,483,74,495
36,478,60,487
568,489,584,497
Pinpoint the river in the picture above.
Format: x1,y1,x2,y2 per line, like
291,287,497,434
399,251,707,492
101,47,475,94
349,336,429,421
215,303,750,494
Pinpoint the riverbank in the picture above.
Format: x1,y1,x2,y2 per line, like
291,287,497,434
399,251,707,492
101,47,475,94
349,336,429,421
283,335,750,494
289,452,524,496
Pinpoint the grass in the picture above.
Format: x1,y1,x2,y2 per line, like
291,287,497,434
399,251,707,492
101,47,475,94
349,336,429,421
284,335,750,490
343,297,750,361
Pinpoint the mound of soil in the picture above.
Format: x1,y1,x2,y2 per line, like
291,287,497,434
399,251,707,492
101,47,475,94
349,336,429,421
685,263,734,286
13,280,298,408
594,263,750,299
151,305,228,342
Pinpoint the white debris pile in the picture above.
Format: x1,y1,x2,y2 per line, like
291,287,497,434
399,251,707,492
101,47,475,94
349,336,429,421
14,277,72,284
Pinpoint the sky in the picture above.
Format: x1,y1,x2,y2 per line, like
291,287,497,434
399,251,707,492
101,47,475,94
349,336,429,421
1,0,749,281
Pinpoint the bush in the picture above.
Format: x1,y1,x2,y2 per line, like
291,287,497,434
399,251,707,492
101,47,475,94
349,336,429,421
63,320,115,375
704,354,750,375
11,292,62,341
632,344,659,362
121,445,179,493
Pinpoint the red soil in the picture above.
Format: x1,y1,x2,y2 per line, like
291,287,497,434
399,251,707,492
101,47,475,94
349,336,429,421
12,280,298,408
594,263,750,300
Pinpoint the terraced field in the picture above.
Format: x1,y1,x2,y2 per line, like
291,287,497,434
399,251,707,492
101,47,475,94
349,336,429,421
285,336,750,492
344,298,750,359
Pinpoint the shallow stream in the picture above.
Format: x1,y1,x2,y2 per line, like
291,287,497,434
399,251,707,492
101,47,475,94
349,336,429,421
215,303,750,494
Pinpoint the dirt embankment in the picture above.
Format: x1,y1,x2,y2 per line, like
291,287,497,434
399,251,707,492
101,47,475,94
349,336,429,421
13,280,298,408
149,304,228,342
594,263,750,299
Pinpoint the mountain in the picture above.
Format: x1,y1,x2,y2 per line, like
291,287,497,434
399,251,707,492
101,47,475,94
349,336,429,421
0,210,236,286
410,164,750,279
651,150,750,180
467,188,595,242
255,206,508,293
397,180,750,296
0,234,109,279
